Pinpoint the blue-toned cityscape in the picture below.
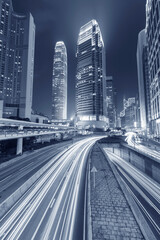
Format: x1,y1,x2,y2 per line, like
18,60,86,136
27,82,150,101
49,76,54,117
0,0,160,239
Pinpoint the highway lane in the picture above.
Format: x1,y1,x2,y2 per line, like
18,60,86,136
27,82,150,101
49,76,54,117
0,141,73,203
0,140,72,175
104,149,160,239
0,136,101,240
125,132,160,160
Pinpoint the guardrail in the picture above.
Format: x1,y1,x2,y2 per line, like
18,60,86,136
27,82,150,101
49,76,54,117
0,129,76,141
121,142,160,163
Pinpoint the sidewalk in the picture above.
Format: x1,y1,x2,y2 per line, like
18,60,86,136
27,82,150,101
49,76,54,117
142,139,160,151
89,143,144,240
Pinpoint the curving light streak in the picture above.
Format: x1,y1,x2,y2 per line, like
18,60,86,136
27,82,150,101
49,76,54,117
105,150,160,235
1,140,85,238
125,132,160,160
67,141,95,240
1,136,102,240
106,151,160,202
41,137,100,240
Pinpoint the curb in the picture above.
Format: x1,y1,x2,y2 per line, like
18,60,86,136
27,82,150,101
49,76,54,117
87,152,93,240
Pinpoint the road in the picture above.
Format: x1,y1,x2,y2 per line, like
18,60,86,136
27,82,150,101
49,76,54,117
0,140,73,203
0,136,101,240
125,132,160,160
104,149,160,240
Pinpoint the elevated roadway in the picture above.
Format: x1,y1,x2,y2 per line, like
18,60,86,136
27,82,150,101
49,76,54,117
0,118,75,155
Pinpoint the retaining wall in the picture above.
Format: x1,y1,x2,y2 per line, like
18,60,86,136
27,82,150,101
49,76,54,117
101,143,160,184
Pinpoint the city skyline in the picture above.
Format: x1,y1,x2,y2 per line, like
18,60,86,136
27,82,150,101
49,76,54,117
0,1,160,239
12,0,146,119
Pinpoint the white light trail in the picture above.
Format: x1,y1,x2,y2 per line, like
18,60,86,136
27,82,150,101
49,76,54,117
0,136,101,240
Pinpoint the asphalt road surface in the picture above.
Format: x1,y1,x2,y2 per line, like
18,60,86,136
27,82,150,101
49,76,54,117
0,136,101,240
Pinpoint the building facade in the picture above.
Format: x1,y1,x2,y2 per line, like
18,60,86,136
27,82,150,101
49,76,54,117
137,29,150,131
120,97,139,129
0,0,35,119
146,0,160,136
52,41,67,120
106,76,116,128
75,20,107,130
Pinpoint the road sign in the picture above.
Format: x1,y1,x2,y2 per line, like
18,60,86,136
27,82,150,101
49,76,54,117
91,166,98,173
91,166,98,188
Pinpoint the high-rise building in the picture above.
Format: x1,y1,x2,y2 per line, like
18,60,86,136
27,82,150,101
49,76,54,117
137,29,150,130
76,20,108,129
106,76,116,128
123,97,135,110
0,0,13,110
120,97,139,129
146,0,160,136
0,0,35,119
52,41,67,120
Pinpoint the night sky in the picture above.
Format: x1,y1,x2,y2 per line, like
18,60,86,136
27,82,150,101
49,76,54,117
12,0,146,119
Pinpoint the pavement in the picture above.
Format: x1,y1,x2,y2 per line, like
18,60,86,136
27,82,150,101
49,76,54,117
139,135,160,151
89,143,145,240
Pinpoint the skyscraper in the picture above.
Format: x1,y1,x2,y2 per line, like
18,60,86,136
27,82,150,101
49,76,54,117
106,76,116,128
76,20,107,129
120,97,139,129
146,0,160,136
137,29,150,130
0,0,35,119
0,0,12,103
52,41,67,120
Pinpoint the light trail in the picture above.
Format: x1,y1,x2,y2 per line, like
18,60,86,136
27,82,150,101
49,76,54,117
41,138,97,240
0,136,101,240
104,150,160,237
1,142,82,238
0,144,69,195
125,132,160,160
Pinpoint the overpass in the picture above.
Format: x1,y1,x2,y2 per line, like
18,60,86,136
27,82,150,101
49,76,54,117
0,118,76,155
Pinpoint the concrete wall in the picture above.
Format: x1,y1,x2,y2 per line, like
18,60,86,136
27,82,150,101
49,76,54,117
101,143,160,184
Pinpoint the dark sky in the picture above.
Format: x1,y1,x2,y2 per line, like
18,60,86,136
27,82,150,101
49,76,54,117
12,0,146,119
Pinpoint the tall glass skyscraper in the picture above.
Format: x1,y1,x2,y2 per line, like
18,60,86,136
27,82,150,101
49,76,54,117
146,0,160,136
0,0,35,119
52,41,67,120
76,20,107,129
137,29,150,130
106,76,116,128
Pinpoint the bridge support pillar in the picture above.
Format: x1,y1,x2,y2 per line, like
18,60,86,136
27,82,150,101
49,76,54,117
16,137,23,155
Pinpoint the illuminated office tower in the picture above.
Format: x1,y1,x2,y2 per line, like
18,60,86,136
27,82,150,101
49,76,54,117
0,0,35,119
0,0,13,109
52,41,67,120
106,76,116,128
137,29,150,130
146,0,160,136
76,20,107,129
120,97,139,129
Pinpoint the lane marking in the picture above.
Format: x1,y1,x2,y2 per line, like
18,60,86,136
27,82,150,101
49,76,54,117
20,162,34,171
50,198,55,208
0,175,12,183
